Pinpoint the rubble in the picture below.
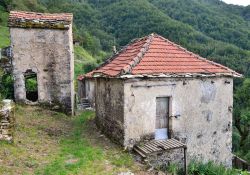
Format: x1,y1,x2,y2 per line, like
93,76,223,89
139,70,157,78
0,100,15,142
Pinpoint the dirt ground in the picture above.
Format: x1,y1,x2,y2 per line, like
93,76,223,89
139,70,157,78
0,105,158,175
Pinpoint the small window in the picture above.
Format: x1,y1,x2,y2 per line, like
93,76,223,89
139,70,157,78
24,70,38,102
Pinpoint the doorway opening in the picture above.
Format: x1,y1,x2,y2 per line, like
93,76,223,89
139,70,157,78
155,97,170,140
24,70,38,102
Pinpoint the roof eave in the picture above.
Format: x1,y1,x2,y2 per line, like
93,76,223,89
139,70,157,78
119,72,243,79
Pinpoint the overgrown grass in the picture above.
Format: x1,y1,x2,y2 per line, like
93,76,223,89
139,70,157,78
160,160,249,175
74,46,96,77
74,45,110,78
36,111,105,175
0,7,10,48
0,25,10,48
187,161,249,175
0,105,142,174
38,110,138,175
0,105,63,174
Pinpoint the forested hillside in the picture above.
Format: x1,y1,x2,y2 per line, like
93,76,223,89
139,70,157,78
0,0,249,163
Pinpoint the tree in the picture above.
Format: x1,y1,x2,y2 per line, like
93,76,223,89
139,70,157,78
234,78,250,162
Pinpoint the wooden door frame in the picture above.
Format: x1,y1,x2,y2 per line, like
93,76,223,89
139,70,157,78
156,96,172,139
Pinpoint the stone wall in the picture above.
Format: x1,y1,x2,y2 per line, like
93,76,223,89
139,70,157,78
77,80,85,102
147,149,184,169
0,100,14,142
85,79,95,107
95,78,125,145
10,26,74,115
124,77,233,167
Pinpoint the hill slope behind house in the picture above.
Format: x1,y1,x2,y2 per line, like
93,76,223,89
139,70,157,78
1,0,250,76
150,0,250,50
89,0,250,76
0,6,9,48
0,0,250,165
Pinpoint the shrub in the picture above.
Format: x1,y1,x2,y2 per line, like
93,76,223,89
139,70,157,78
187,160,247,175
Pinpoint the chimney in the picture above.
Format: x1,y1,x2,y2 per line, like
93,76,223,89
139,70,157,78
113,45,117,54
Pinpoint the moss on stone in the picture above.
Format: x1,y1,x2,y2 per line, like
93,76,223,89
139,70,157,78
9,20,69,30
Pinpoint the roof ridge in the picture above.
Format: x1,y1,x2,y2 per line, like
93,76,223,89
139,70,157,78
82,33,242,78
90,36,147,75
156,34,242,77
121,33,154,75
10,11,73,16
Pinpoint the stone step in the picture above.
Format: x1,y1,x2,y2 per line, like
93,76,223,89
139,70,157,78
82,105,90,107
82,104,90,106
80,98,89,101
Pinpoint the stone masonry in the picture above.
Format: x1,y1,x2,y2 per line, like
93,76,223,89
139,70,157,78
0,100,15,142
79,33,241,167
124,77,233,167
8,11,74,115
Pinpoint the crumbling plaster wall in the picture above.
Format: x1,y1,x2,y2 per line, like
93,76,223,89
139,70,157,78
86,79,95,106
95,78,124,145
77,80,85,102
124,77,233,167
77,79,95,106
10,26,74,114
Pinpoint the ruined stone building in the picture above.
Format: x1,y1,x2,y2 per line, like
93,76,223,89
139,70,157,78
8,11,74,115
77,75,95,107
78,33,242,167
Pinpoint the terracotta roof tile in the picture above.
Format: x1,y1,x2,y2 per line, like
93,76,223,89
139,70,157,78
77,75,85,81
9,11,73,29
82,33,241,78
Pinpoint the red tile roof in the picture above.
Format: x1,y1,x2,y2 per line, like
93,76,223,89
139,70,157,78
9,11,73,29
84,34,241,78
77,75,85,81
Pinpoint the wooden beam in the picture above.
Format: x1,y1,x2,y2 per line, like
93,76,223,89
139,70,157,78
184,147,187,175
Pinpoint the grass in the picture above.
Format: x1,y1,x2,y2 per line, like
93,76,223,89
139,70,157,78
36,111,105,175
0,8,10,49
0,25,9,48
157,160,249,175
187,160,249,175
0,105,147,175
74,46,97,77
74,46,96,63
74,45,110,78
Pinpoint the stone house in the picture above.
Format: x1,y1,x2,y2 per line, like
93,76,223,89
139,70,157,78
77,75,95,107
79,33,241,166
8,11,74,115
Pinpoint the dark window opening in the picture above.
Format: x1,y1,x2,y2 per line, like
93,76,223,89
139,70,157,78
24,70,38,102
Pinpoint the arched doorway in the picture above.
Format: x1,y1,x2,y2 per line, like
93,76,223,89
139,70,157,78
24,70,38,102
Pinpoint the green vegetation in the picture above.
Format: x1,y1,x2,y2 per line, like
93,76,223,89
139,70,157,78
0,6,10,48
25,77,38,92
188,161,249,175
0,26,9,48
37,110,104,175
158,161,249,174
0,0,250,172
150,0,250,50
74,46,97,78
1,0,250,76
74,46,109,77
0,73,13,99
0,105,248,174
0,105,142,174
233,78,250,162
